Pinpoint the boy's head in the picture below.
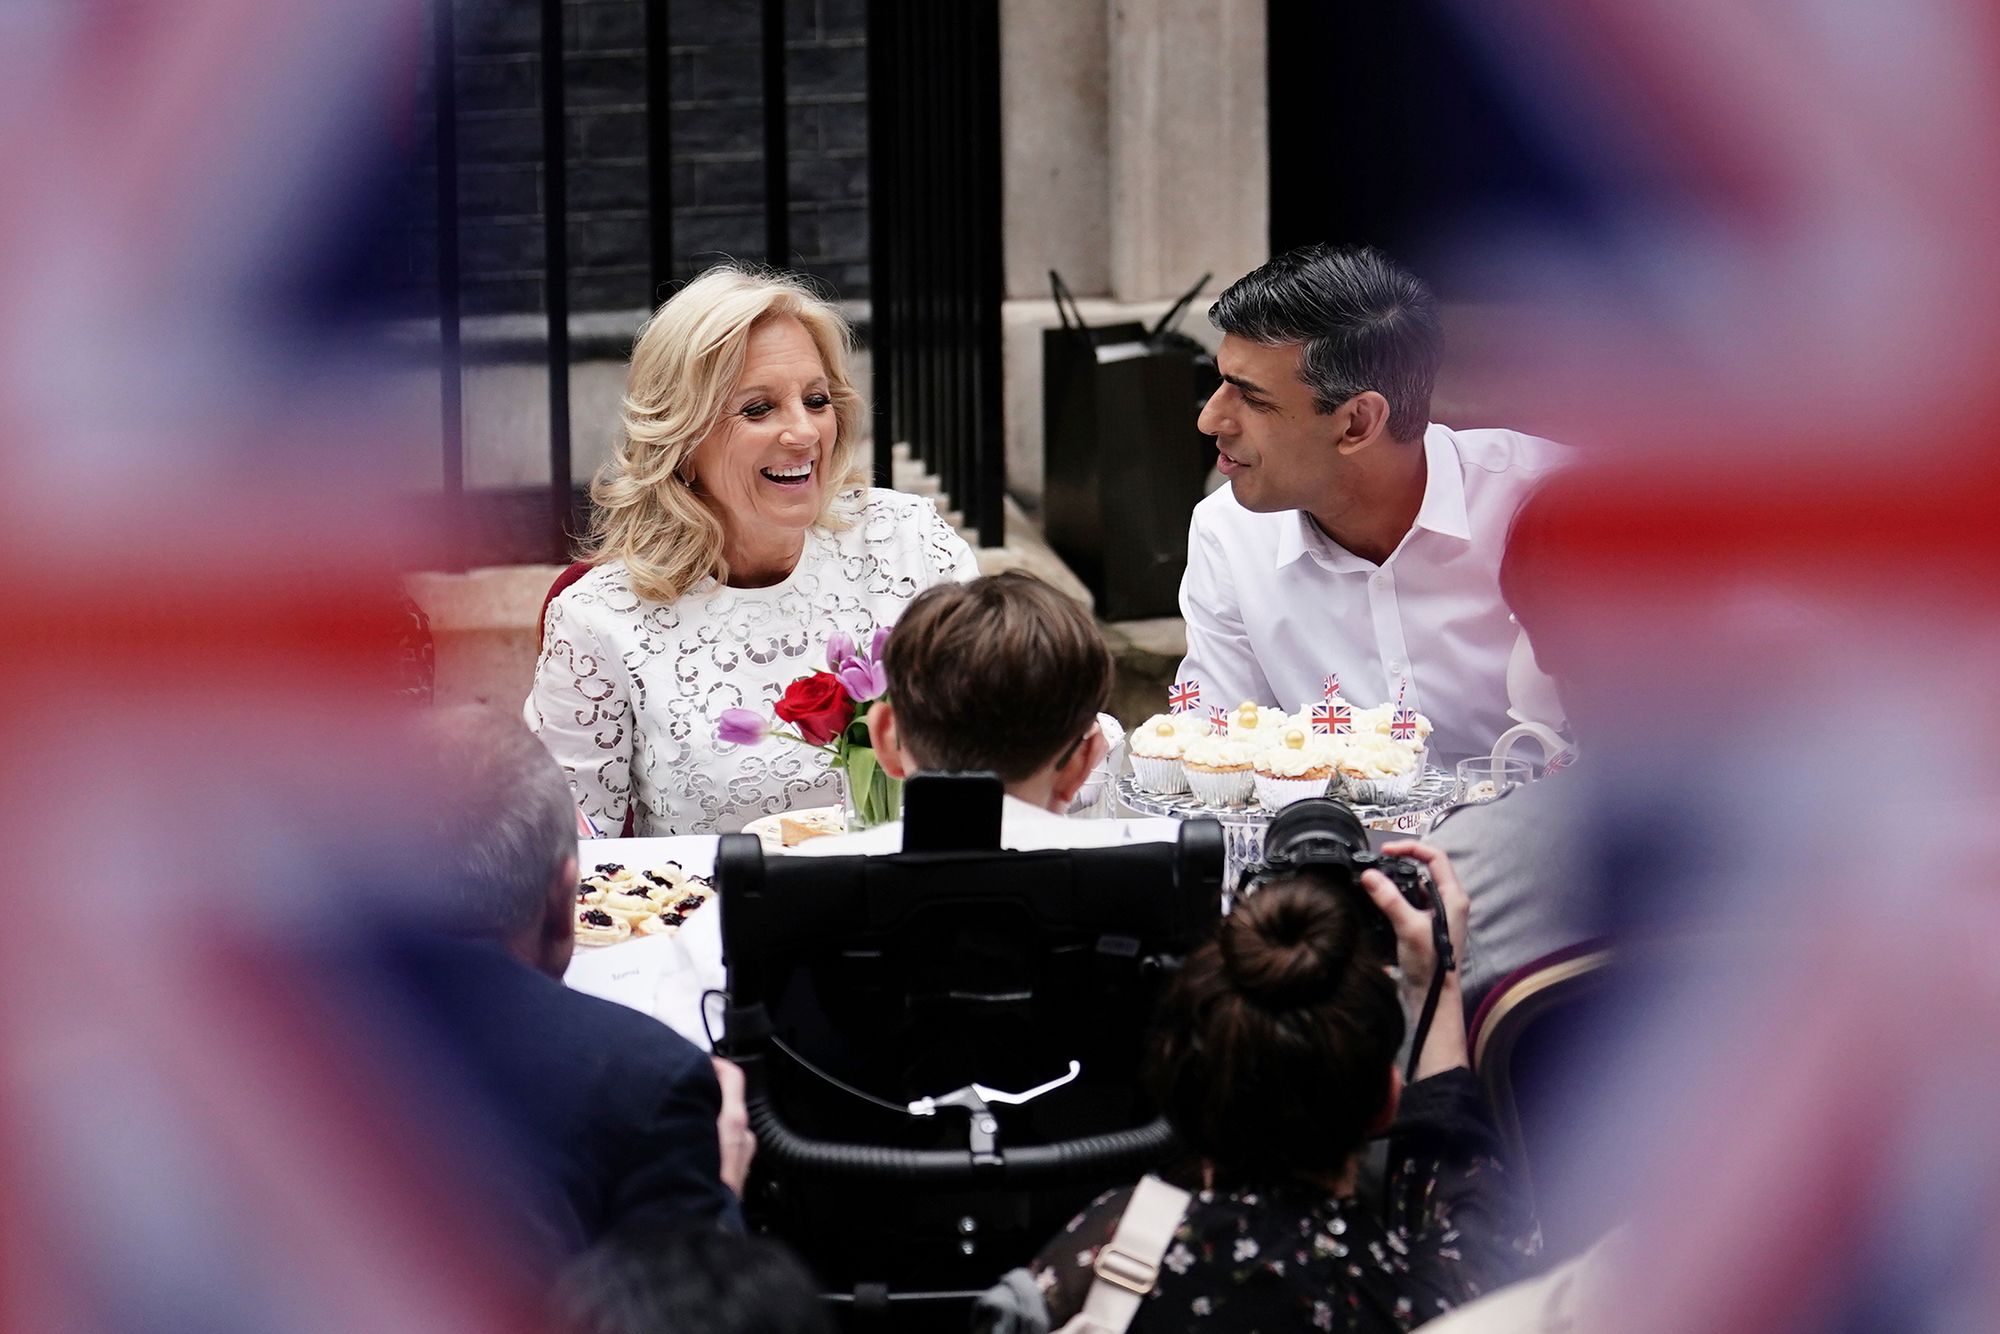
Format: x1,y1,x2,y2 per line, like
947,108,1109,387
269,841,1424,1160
872,573,1112,806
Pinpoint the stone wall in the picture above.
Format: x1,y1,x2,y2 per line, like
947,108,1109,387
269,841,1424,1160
403,0,869,317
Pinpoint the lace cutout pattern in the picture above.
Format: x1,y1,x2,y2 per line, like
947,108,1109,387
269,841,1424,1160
528,489,978,834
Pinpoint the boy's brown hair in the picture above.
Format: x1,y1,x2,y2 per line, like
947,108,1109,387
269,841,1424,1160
880,572,1112,782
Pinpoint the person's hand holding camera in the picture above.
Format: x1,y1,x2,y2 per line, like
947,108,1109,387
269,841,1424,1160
1362,840,1471,1079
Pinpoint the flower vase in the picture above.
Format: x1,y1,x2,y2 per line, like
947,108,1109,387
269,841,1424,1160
838,745,903,830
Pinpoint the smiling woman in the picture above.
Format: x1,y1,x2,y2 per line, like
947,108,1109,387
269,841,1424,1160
526,266,980,835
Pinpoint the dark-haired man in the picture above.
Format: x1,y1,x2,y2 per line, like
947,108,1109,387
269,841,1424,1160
1177,244,1565,762
795,572,1178,855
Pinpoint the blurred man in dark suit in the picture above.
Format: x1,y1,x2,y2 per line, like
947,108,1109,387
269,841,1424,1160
396,706,749,1257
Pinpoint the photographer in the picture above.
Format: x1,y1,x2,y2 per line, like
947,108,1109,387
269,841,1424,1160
986,834,1534,1332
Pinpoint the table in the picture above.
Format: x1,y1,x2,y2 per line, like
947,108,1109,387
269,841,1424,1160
1113,766,1458,884
562,836,725,1050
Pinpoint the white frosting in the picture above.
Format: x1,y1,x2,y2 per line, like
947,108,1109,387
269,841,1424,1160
1130,712,1211,759
1226,704,1290,740
1351,703,1435,742
1331,733,1423,778
1180,733,1255,769
1252,739,1336,778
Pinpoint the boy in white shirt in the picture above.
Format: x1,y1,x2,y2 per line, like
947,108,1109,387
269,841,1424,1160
796,572,1177,856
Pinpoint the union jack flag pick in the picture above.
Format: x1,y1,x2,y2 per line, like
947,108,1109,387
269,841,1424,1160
1546,747,1578,774
1310,700,1352,735
1389,678,1418,742
1207,703,1229,729
1322,672,1341,700
1168,680,1201,714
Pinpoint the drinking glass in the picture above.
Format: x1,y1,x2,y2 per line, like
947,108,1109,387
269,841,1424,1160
1452,755,1534,806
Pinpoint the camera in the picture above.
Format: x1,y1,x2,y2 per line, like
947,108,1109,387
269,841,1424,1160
1240,798,1446,969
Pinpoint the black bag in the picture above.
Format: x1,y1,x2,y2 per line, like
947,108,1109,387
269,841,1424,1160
1042,271,1220,621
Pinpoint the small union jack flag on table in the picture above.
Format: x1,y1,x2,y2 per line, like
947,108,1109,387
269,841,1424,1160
1168,679,1201,714
1309,700,1352,735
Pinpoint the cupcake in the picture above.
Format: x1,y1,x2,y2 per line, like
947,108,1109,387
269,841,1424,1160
1252,728,1336,809
1352,703,1435,746
1225,700,1290,743
1129,713,1210,794
1180,732,1256,807
1332,734,1426,805
574,906,631,947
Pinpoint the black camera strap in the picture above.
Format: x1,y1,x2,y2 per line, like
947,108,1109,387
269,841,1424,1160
1404,911,1456,1084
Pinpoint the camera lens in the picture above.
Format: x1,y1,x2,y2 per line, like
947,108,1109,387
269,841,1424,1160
1263,797,1369,864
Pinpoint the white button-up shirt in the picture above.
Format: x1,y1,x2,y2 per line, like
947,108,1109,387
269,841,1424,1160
1176,423,1565,763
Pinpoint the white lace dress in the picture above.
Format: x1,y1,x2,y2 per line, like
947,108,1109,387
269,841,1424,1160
528,489,979,835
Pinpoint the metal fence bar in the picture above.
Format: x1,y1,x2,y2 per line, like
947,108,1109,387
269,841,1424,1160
540,0,572,559
863,0,1004,546
864,0,895,487
433,0,463,512
969,0,1005,546
645,0,674,305
761,0,790,265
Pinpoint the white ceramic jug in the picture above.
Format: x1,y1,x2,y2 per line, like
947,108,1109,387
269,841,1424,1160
1491,625,1570,766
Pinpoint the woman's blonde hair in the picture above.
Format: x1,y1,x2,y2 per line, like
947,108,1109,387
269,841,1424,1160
581,264,869,601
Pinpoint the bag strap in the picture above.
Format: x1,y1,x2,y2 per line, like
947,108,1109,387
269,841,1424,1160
1049,270,1089,334
1060,1175,1193,1333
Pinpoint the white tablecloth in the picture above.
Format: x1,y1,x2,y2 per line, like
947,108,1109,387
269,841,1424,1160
562,836,725,1050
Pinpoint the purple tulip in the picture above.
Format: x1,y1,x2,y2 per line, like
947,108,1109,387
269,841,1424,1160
869,625,891,661
716,707,769,745
825,631,857,670
835,656,888,703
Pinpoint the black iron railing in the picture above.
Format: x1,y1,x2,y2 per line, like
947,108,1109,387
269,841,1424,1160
429,0,1006,564
866,0,1005,546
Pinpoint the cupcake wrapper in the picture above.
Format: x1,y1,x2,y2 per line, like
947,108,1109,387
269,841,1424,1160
1130,753,1192,795
1254,773,1333,810
1184,765,1255,807
1338,769,1419,807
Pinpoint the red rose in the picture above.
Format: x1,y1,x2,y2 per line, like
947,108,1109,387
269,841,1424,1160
773,671,855,747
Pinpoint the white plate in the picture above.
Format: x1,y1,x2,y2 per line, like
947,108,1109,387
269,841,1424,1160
738,805,846,854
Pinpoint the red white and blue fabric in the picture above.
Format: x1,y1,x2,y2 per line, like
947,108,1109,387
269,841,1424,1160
1310,701,1352,735
1168,680,1201,714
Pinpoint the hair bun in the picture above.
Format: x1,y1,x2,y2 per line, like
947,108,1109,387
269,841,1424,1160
1218,884,1352,1008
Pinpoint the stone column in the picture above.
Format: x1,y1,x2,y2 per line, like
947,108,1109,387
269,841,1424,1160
1107,0,1268,302
999,0,1266,508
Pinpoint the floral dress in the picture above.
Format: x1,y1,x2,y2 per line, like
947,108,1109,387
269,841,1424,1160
528,488,977,835
1027,1071,1537,1332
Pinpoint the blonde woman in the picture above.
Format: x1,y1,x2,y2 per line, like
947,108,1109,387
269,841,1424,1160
528,266,977,835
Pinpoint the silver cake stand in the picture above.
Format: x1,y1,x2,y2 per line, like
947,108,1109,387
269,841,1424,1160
1114,767,1457,888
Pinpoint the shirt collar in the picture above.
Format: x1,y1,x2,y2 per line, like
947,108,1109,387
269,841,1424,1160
1412,424,1472,541
1271,424,1470,570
